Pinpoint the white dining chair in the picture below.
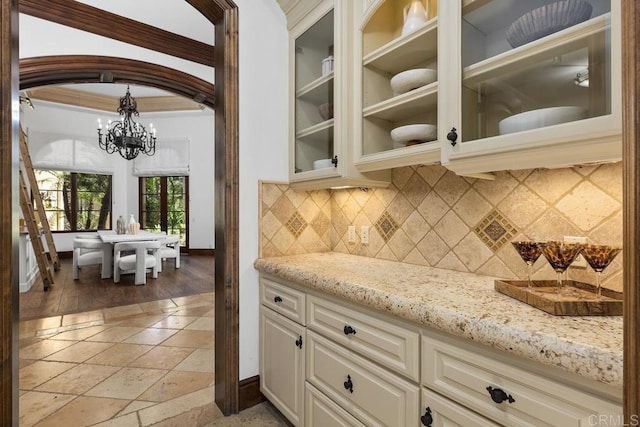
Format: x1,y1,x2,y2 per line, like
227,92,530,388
158,234,181,272
72,237,110,280
113,241,161,285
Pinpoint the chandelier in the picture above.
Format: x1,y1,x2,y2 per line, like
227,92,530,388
97,86,156,160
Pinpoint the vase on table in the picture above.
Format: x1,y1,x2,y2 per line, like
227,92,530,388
116,216,126,234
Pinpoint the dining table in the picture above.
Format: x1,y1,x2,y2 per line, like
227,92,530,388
97,230,167,279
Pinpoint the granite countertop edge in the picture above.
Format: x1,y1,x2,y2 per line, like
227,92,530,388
254,252,623,389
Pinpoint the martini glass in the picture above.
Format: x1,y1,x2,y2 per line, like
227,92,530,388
580,244,621,298
539,241,583,296
511,241,542,288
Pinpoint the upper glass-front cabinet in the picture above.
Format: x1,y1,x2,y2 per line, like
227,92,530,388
355,0,442,172
292,7,337,178
288,0,390,190
440,0,621,175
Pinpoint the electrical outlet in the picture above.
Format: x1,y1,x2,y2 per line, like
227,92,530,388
347,225,356,243
361,225,370,244
564,236,587,268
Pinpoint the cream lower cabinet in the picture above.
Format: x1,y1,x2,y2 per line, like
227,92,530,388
259,273,622,426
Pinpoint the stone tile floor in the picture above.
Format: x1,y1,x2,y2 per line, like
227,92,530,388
19,292,289,426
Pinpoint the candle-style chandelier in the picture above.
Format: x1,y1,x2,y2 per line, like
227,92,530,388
97,85,156,160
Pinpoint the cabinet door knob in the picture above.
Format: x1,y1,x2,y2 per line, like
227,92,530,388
295,335,303,349
420,407,433,426
343,325,356,335
274,296,283,303
331,155,338,167
343,374,353,393
486,386,515,404
447,127,458,146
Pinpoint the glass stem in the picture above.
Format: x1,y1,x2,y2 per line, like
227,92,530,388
526,263,533,289
595,271,602,298
556,271,563,295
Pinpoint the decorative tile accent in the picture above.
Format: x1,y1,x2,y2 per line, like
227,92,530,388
285,211,307,238
375,211,399,242
474,210,518,252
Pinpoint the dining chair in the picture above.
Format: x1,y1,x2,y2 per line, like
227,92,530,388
158,234,181,272
113,240,161,285
72,237,110,280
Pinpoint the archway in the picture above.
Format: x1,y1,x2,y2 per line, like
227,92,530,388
0,1,240,423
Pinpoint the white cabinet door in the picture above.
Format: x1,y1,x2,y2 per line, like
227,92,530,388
259,306,305,426
289,0,390,190
439,0,621,176
420,387,500,427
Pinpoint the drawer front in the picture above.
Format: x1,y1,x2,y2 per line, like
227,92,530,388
307,331,420,427
422,335,622,427
305,382,366,427
260,277,306,324
307,294,419,380
421,387,500,427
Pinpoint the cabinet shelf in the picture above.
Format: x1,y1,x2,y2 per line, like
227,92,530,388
364,82,437,122
363,18,438,74
296,119,334,141
296,72,334,102
462,14,609,89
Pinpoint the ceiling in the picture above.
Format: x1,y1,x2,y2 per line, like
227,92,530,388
22,0,214,108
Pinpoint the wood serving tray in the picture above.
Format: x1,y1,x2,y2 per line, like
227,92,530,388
494,280,623,316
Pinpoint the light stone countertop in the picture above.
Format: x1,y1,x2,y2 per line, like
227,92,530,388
254,252,623,388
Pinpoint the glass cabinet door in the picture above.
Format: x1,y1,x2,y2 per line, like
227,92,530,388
441,0,620,175
293,9,336,176
460,0,612,142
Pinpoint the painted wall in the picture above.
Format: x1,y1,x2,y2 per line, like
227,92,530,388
19,0,290,380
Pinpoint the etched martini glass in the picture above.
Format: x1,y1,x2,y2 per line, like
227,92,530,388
580,244,621,298
511,241,542,288
539,241,583,295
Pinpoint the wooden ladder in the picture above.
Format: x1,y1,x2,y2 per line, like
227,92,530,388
19,129,59,290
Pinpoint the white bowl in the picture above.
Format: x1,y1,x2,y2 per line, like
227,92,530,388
390,124,437,143
313,158,333,170
390,68,437,95
506,0,593,48
498,106,588,135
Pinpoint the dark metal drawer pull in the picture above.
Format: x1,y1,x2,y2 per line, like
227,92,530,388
420,407,433,426
343,375,353,393
295,336,302,349
274,296,283,303
343,325,356,335
486,386,515,404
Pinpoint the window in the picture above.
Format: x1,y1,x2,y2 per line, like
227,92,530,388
35,170,112,231
139,176,188,246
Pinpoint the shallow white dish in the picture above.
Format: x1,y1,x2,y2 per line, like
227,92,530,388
390,124,437,143
498,106,588,135
313,158,333,170
390,68,437,95
506,0,593,48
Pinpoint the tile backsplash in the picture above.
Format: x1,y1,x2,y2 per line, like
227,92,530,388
259,162,623,291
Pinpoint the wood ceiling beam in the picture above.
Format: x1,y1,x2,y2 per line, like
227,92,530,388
20,55,215,109
19,0,215,68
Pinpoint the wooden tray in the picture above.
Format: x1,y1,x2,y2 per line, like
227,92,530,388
494,280,623,316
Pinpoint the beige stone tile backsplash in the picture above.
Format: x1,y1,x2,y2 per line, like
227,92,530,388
259,162,623,291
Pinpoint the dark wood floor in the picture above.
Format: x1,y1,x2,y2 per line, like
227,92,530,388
19,254,214,320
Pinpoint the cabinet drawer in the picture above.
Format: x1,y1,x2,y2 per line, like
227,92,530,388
421,387,500,427
422,335,622,427
307,294,419,380
260,277,306,324
307,331,420,427
305,382,366,427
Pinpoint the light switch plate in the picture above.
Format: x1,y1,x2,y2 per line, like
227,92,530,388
361,225,369,244
564,236,587,268
347,225,356,243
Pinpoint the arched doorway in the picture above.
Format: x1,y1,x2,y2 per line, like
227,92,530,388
0,1,240,423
